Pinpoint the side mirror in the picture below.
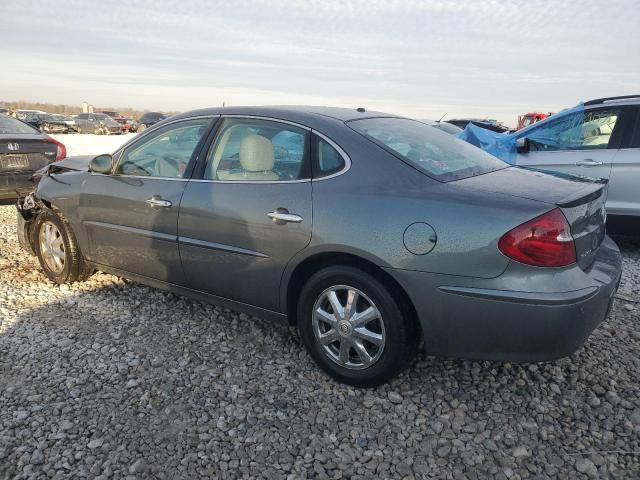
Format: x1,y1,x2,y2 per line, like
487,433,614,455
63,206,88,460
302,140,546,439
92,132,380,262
89,154,113,174
516,137,530,153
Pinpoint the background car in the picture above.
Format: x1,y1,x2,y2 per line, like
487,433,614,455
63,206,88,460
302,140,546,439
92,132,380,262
94,109,119,118
512,95,640,226
50,114,79,132
75,113,122,134
14,109,46,121
446,118,510,133
23,113,71,134
116,117,138,133
0,114,65,203
136,112,166,132
17,106,620,387
419,119,463,135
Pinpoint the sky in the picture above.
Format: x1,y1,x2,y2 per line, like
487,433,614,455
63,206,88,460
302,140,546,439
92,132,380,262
1,0,638,126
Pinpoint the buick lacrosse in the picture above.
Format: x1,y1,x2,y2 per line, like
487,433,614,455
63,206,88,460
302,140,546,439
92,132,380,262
17,107,622,386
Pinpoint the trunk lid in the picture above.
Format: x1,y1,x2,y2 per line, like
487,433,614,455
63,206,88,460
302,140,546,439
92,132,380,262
0,134,57,174
454,167,607,269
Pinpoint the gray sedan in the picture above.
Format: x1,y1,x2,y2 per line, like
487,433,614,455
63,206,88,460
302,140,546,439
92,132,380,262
75,113,122,135
17,107,621,386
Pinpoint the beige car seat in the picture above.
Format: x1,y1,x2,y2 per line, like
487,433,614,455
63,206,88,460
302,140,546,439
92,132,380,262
217,134,279,181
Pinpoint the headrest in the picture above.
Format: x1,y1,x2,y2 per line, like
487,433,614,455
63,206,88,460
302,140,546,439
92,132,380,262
239,134,275,172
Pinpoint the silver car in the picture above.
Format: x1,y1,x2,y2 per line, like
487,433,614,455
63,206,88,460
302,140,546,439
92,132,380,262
17,107,621,386
514,95,640,222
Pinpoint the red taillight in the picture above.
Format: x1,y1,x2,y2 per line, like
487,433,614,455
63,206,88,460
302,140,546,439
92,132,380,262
45,136,66,161
498,208,576,267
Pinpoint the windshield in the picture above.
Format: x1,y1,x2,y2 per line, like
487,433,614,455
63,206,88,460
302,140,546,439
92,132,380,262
349,117,508,182
0,115,38,134
95,114,119,125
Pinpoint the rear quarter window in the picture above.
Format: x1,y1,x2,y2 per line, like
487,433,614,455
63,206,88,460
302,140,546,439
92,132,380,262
348,117,507,182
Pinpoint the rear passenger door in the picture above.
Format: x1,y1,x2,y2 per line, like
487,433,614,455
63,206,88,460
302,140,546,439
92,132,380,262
178,117,312,312
606,106,640,216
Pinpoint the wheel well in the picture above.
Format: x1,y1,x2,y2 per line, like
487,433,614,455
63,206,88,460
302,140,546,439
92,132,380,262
285,252,421,333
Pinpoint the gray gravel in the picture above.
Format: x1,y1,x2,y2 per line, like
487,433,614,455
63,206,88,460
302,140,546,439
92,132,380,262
0,204,638,479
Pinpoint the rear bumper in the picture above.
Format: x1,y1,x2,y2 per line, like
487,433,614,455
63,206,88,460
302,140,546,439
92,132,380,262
386,236,622,362
0,172,35,200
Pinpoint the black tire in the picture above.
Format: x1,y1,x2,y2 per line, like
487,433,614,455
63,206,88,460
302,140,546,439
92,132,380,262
297,265,419,387
33,209,94,284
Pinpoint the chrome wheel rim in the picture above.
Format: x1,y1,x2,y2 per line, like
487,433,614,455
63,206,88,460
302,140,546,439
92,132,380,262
39,221,65,273
312,285,385,370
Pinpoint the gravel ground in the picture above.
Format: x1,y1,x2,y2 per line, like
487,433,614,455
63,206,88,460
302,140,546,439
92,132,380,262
0,205,638,479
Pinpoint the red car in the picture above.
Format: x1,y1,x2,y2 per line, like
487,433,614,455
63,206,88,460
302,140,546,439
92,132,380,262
114,117,138,133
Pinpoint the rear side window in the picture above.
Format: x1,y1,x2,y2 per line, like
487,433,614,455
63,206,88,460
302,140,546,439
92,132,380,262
314,137,346,177
348,117,507,182
0,115,38,134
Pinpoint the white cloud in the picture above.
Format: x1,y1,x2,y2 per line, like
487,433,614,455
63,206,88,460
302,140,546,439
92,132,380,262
0,0,638,125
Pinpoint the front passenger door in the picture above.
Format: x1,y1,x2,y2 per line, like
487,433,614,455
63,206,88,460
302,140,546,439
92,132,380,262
78,117,214,284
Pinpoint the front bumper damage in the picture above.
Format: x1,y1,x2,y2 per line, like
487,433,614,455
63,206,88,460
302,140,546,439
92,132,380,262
16,192,41,255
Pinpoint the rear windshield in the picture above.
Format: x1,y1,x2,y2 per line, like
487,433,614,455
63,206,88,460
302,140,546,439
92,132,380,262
349,117,507,182
0,115,38,134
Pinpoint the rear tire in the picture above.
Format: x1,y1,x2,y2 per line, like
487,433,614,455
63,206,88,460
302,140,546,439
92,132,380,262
297,265,419,387
34,210,93,284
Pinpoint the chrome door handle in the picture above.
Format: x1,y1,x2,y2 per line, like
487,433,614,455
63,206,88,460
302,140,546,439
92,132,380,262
267,209,303,224
575,158,603,167
146,196,172,208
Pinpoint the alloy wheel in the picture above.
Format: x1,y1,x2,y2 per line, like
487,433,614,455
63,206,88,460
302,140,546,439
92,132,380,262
39,221,65,273
312,285,385,370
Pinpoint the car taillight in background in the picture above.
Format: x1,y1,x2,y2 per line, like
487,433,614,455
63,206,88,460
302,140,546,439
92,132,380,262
44,136,67,161
498,208,576,267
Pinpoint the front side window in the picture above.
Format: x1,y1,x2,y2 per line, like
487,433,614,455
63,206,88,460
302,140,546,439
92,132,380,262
524,108,621,151
116,118,211,178
204,118,308,181
349,117,507,182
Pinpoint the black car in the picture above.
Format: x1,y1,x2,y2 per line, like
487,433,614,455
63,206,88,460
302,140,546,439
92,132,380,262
446,118,509,133
0,115,66,202
24,113,71,134
137,112,166,132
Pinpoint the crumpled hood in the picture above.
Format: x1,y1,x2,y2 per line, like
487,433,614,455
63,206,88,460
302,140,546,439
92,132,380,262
50,155,93,172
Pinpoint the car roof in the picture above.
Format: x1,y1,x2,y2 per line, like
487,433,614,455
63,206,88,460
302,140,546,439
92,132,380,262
584,94,640,106
169,106,401,130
